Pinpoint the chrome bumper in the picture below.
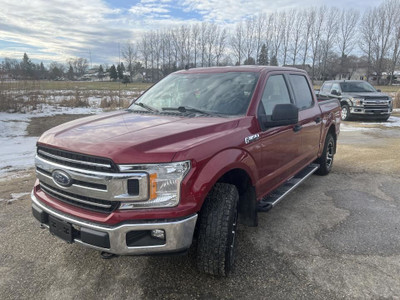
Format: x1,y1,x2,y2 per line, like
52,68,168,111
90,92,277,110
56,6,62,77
31,192,197,255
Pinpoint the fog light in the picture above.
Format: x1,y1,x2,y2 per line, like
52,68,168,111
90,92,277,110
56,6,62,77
151,229,165,240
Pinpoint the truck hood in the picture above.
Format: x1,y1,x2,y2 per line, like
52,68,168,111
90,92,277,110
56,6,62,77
342,92,389,99
38,111,240,164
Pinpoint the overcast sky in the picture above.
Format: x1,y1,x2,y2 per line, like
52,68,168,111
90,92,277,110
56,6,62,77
0,0,386,66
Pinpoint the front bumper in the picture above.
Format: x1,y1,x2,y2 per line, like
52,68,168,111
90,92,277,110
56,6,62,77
350,107,392,115
31,192,197,255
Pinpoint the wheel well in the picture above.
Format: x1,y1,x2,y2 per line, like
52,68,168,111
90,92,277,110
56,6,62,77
216,168,258,227
327,125,337,153
340,100,349,107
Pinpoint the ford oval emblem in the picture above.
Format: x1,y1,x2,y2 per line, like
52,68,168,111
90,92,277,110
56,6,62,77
52,170,73,187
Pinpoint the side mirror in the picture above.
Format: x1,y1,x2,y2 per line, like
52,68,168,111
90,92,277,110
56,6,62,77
377,89,381,92
261,104,298,128
331,89,339,96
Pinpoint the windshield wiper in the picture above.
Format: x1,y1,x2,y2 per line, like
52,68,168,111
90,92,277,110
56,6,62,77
132,102,158,112
162,106,221,117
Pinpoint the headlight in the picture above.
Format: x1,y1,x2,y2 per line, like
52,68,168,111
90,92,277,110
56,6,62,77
118,161,190,209
351,97,363,106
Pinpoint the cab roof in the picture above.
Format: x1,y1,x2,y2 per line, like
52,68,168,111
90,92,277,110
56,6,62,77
174,65,305,74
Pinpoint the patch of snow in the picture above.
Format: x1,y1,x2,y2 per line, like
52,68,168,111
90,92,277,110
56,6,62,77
0,192,30,203
360,116,400,128
0,105,103,176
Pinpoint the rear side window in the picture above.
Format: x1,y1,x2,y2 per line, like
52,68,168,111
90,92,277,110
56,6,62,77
290,75,314,110
260,75,291,115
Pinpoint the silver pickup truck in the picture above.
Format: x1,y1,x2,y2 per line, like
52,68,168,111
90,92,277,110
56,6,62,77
316,80,393,121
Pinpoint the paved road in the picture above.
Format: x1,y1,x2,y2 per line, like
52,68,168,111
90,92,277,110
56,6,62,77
0,120,399,299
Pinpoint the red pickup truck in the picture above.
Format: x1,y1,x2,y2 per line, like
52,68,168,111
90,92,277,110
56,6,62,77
31,66,340,276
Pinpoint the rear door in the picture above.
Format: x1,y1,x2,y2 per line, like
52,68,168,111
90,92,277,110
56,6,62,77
287,73,322,165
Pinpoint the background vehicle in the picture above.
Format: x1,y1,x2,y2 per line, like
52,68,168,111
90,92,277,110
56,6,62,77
316,80,393,121
31,66,340,276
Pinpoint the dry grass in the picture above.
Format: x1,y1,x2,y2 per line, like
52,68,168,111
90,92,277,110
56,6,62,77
0,80,143,112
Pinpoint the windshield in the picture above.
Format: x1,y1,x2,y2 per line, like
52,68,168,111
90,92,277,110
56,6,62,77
340,82,376,93
131,72,259,116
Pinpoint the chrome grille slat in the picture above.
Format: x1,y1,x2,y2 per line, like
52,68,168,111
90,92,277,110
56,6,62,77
40,182,112,209
38,149,112,169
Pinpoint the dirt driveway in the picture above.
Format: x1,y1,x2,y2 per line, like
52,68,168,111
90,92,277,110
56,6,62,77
0,116,399,299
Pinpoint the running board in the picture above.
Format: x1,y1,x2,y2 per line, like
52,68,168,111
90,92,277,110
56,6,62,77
257,164,320,212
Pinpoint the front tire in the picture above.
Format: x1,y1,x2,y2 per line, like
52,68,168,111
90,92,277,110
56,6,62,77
341,105,351,121
196,183,239,277
315,133,335,176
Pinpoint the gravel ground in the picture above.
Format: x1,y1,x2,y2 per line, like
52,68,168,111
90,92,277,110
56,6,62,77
0,117,399,299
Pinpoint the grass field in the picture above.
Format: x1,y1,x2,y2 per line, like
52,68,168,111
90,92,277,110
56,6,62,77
1,80,153,91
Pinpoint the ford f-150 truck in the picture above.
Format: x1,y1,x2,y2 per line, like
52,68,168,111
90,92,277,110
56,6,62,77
316,80,393,121
31,66,341,276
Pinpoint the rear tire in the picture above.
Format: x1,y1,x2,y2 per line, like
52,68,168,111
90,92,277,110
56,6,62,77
315,133,335,176
196,183,239,277
341,105,351,121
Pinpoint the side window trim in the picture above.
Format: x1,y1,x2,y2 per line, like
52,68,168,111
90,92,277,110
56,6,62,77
287,73,315,111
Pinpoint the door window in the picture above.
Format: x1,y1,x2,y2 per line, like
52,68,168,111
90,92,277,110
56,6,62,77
260,75,291,115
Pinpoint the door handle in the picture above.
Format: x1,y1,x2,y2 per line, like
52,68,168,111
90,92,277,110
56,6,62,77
293,124,302,132
315,117,322,123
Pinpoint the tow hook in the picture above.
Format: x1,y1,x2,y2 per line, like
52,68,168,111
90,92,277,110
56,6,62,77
100,251,118,259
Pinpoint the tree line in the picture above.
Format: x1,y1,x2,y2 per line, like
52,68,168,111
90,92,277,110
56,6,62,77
1,0,399,84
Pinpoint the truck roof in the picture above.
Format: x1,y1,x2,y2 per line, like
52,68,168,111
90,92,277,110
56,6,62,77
323,80,367,83
175,65,305,74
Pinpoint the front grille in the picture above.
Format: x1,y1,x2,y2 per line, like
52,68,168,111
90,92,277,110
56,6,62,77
37,146,118,173
39,182,119,213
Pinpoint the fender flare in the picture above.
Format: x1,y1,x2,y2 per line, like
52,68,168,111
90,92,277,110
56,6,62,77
190,148,258,211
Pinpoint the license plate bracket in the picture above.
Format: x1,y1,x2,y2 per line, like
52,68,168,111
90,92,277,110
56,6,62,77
49,215,73,243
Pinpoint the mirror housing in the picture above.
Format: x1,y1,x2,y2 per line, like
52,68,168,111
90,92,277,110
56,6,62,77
260,104,299,129
331,89,341,96
377,89,381,92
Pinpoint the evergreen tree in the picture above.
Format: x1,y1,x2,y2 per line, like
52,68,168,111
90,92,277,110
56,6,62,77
109,64,118,80
67,65,74,80
270,55,278,66
21,53,33,78
120,62,125,72
258,44,268,65
98,65,104,80
117,63,123,79
244,57,256,65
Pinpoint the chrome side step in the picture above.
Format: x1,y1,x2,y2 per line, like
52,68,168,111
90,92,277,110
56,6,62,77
257,164,320,212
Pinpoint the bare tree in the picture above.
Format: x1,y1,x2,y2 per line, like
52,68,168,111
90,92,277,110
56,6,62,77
122,42,137,80
372,0,398,84
254,13,267,64
387,0,400,84
291,10,304,65
320,7,340,79
244,17,256,63
215,28,227,66
271,11,285,65
338,8,360,76
231,22,245,65
192,24,200,67
302,9,314,66
359,8,377,81
310,7,326,82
